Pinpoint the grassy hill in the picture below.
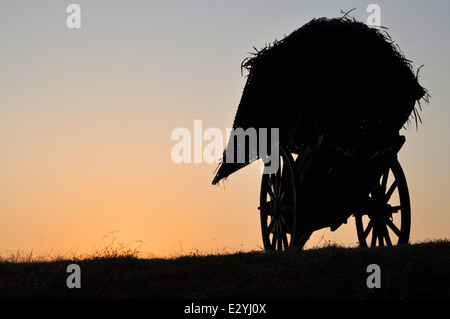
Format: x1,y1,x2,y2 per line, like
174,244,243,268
0,240,448,299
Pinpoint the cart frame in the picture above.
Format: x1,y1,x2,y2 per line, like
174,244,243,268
258,110,411,250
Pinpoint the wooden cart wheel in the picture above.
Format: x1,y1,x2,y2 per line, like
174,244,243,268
259,147,310,250
355,158,411,247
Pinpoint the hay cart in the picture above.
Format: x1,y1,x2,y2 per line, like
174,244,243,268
212,17,429,250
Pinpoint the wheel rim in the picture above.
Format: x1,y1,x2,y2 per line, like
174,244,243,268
260,147,297,251
355,158,411,247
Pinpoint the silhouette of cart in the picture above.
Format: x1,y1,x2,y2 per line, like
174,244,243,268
256,111,411,249
212,17,429,250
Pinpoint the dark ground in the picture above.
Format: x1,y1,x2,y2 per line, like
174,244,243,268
0,240,448,299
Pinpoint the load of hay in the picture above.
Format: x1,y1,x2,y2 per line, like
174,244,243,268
212,15,429,185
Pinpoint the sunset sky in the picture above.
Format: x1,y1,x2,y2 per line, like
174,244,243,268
0,0,448,258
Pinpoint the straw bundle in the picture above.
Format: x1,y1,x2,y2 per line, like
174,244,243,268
212,16,429,185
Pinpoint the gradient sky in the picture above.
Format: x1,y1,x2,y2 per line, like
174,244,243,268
0,0,448,258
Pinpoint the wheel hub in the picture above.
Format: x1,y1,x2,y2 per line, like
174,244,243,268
269,199,280,217
367,197,393,221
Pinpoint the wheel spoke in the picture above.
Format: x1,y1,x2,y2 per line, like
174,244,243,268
279,178,291,203
385,180,398,202
280,216,291,248
386,219,401,237
270,221,277,250
270,236,276,250
363,220,374,240
263,180,275,200
282,229,289,248
266,218,275,236
377,226,384,247
389,205,401,213
381,167,389,193
276,165,283,197
370,225,378,247
270,174,279,199
277,222,283,251
383,224,393,246
279,159,291,199
279,214,292,234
